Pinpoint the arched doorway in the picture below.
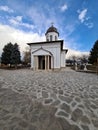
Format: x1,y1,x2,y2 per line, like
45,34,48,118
34,55,51,70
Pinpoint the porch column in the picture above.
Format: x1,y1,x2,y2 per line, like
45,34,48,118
34,56,38,70
33,56,35,70
48,55,49,70
36,56,38,70
45,56,47,70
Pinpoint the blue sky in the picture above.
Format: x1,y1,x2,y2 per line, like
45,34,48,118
0,0,98,57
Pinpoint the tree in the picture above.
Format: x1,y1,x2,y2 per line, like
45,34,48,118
89,40,98,64
1,42,21,67
10,43,21,67
1,42,13,65
23,47,31,65
80,55,88,64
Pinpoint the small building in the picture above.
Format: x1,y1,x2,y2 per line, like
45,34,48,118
27,25,68,70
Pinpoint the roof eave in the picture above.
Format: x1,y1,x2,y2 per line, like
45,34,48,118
27,40,63,46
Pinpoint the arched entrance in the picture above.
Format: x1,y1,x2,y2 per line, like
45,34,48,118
32,47,53,70
34,55,51,70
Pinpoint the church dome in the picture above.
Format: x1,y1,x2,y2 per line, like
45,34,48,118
45,25,59,36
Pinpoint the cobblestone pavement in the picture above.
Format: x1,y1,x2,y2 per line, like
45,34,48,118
0,68,98,130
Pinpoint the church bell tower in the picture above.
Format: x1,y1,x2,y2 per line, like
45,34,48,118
45,24,59,42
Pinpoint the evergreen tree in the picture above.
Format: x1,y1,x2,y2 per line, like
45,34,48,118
1,43,21,67
1,42,13,65
89,40,98,64
10,43,21,66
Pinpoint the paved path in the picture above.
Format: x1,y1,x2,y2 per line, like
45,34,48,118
0,69,98,130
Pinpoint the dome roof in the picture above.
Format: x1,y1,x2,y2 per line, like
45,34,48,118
45,25,59,36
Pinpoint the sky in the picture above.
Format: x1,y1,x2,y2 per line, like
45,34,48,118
0,0,98,58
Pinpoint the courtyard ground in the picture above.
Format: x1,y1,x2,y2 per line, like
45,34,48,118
0,68,98,130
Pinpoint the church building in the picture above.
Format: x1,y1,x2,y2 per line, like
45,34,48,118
27,24,68,70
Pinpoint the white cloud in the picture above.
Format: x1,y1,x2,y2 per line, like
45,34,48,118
64,24,76,36
0,23,89,60
85,22,94,29
9,16,34,29
60,4,68,12
0,5,14,13
0,24,89,59
66,49,89,58
78,9,87,23
62,36,89,58
21,23,34,30
63,37,81,51
0,24,45,56
27,6,59,32
9,16,22,25
28,7,46,26
77,9,94,29
15,16,22,22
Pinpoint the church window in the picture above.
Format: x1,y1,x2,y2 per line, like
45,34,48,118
50,35,52,41
55,36,57,40
47,35,49,41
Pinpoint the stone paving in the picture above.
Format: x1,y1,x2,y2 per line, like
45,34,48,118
0,68,98,130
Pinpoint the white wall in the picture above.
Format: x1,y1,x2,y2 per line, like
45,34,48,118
61,51,65,67
30,42,61,69
46,32,58,41
31,51,33,69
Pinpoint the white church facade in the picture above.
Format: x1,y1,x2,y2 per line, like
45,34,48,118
27,25,68,70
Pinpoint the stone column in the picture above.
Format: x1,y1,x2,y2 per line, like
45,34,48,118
34,56,36,70
48,55,49,70
45,56,46,70
52,56,54,70
36,56,38,70
34,56,38,70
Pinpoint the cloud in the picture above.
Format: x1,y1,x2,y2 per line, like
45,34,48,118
14,16,22,22
0,24,45,56
27,5,60,33
63,24,76,36
60,4,68,12
28,7,47,27
85,22,94,29
0,24,89,60
9,16,34,29
77,9,94,29
0,5,14,13
78,9,87,23
62,36,89,58
21,23,34,30
9,16,22,25
66,49,89,58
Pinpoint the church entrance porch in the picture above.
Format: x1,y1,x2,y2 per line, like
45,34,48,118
38,56,45,69
34,55,51,70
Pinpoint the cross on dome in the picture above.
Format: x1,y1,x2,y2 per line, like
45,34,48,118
51,22,54,26
45,24,59,36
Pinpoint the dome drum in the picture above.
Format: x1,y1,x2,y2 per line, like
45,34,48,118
45,25,59,41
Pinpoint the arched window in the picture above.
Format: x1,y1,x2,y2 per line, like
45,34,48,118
55,36,57,41
50,35,52,41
